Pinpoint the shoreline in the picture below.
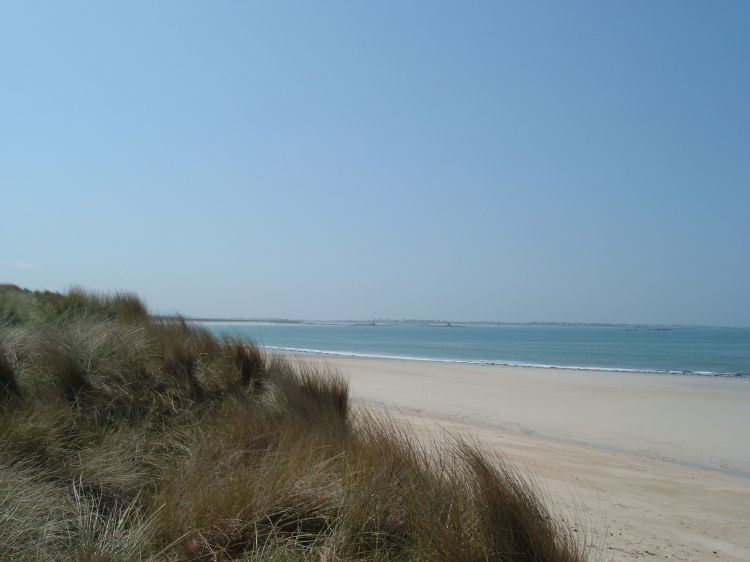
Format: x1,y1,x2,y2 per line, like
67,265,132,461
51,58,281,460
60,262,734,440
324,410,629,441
286,352,750,560
268,345,748,378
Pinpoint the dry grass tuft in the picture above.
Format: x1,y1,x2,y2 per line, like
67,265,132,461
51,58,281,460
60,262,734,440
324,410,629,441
0,285,589,561
0,353,20,403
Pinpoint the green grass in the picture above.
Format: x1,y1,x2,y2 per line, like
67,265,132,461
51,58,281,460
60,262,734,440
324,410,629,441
0,284,588,561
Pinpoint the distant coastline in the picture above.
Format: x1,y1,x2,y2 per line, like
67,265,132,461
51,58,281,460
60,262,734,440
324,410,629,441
159,315,747,330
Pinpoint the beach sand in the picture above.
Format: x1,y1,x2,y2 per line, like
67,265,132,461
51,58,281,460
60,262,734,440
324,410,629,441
291,355,750,561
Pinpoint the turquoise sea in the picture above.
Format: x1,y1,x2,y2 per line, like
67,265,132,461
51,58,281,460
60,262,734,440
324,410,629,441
204,323,750,377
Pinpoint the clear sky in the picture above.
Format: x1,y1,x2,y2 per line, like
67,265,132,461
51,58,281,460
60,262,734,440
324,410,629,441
2,1,748,325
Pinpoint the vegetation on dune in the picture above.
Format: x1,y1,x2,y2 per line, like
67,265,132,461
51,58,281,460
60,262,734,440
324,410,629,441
0,284,587,561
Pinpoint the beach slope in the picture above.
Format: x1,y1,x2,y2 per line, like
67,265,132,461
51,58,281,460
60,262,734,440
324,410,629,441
296,355,750,561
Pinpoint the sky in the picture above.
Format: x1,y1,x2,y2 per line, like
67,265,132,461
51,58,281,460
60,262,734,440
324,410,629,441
1,1,749,325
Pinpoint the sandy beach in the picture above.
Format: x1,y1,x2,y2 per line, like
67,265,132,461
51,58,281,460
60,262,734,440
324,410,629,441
291,354,750,561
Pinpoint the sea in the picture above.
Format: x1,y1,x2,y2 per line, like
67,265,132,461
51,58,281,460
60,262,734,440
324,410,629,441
203,322,750,377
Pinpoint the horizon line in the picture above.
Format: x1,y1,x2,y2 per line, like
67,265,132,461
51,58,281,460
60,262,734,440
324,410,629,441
152,315,749,330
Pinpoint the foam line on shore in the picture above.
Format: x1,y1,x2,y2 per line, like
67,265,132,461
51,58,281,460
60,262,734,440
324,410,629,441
266,346,747,377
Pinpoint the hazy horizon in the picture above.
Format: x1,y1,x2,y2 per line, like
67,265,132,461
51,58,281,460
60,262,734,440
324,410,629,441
3,2,749,326
128,310,750,329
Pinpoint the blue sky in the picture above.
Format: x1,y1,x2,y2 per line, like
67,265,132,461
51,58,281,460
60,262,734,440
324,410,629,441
2,1,748,325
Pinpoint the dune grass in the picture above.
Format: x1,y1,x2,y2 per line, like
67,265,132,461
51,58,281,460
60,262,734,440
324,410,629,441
0,284,588,561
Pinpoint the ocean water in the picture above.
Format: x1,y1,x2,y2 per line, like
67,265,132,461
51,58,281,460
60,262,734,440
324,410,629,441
204,323,750,377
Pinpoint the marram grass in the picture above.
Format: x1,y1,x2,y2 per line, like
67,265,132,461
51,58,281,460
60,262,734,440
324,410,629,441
0,284,588,561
